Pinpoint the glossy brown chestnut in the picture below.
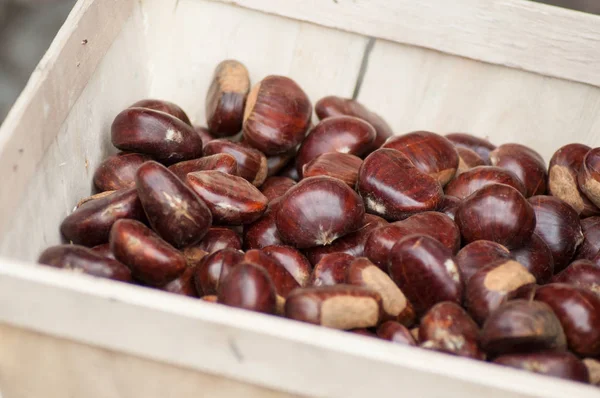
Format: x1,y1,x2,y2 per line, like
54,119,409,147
347,257,414,324
38,244,132,282
445,133,496,165
195,126,215,147
162,265,199,297
357,149,443,220
218,262,276,314
295,116,375,174
262,245,312,287
194,248,243,295
203,139,267,186
243,198,284,249
310,253,355,287
109,219,186,286
186,170,268,225
276,176,365,248
304,214,387,265
364,212,460,270
534,283,600,356
193,227,242,254
136,161,212,248
527,195,583,272
302,152,362,187
243,75,311,155
93,152,152,192
376,321,417,346
465,259,536,324
481,300,566,356
244,250,300,297
130,99,191,125
260,176,296,202
456,147,486,175
549,143,599,216
168,153,238,181
205,60,250,137
489,143,547,197
455,183,536,249
444,166,526,200
315,96,393,152
552,259,600,295
388,235,463,316
494,352,589,383
266,150,295,177
382,131,459,186
509,234,554,284
584,358,600,385
284,285,383,329
578,147,600,208
91,243,116,260
111,108,203,165
419,302,484,359
456,240,511,284
60,187,144,247
437,195,461,220
577,217,600,261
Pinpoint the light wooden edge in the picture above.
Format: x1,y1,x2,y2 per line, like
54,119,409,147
209,0,600,88
0,259,597,398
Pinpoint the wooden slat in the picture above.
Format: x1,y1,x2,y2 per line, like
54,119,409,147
210,0,600,88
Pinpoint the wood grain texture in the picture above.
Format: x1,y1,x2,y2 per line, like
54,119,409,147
210,0,600,88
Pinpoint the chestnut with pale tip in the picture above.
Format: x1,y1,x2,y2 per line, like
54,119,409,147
509,234,554,284
203,139,267,186
456,240,511,284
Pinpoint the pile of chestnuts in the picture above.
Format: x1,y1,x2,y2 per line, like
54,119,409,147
38,59,600,386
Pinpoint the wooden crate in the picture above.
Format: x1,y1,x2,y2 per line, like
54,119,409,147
0,0,599,396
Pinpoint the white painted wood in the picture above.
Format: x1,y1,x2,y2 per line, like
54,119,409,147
210,0,600,88
0,260,598,398
357,39,600,161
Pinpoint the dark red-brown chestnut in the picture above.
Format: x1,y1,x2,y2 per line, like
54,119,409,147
445,133,496,165
489,143,547,197
93,152,152,192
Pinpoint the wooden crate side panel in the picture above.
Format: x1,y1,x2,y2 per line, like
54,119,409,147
357,39,600,161
146,0,368,125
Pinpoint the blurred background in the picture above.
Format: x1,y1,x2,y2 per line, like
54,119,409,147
0,0,598,122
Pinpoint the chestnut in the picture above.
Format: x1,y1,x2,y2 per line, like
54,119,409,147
277,161,300,181
266,150,295,177
444,166,526,200
465,259,536,324
244,250,300,298
60,187,144,247
584,358,600,385
552,259,600,295
218,262,276,314
262,245,312,287
243,75,311,155
376,321,416,346
109,219,186,286
91,243,116,260
419,302,484,359
186,170,268,225
203,139,267,186
194,126,215,147
549,143,600,216
493,352,589,383
135,161,212,248
168,154,238,181
534,283,600,356
111,107,203,165
480,300,566,356
456,240,511,284
455,183,536,249
205,60,250,137
301,152,362,187
295,116,375,174
357,149,443,220
388,235,462,316
161,265,199,297
130,99,191,125
194,248,243,295
243,198,284,249
509,234,554,284
304,214,387,265
489,143,547,197
445,133,496,165
260,176,296,202
578,147,600,208
528,195,583,272
315,96,393,152
437,195,461,220
276,176,365,248
93,152,152,192
38,244,132,282
310,253,354,287
576,216,600,260
456,147,485,175
284,285,383,329
347,257,414,325
194,227,242,254
382,131,459,186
